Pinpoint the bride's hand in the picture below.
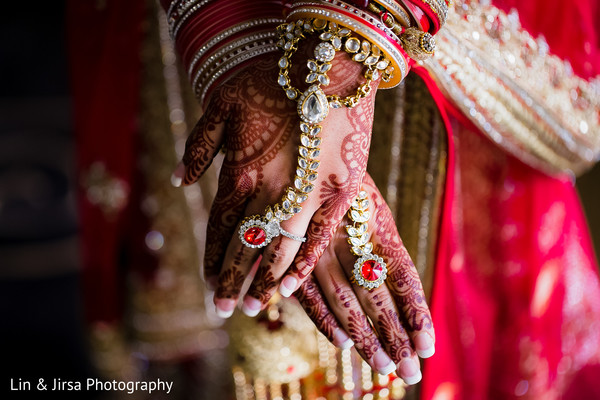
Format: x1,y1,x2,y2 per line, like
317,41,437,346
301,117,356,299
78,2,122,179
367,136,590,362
178,46,379,318
294,173,435,384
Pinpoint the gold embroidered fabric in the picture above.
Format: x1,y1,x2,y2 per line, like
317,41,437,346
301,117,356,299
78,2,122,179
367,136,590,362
424,0,600,177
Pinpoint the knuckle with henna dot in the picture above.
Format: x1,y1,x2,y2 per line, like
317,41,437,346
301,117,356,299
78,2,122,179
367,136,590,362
331,286,359,313
363,291,395,315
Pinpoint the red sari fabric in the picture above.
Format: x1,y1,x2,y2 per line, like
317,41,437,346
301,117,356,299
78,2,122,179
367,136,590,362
421,1,600,399
67,0,146,323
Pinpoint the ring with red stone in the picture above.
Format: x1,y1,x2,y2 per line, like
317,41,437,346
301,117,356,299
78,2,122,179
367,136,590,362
239,215,306,248
352,254,388,290
239,216,273,248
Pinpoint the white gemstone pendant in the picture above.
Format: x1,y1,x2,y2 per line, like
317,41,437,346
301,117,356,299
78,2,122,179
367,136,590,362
314,42,336,62
297,85,329,124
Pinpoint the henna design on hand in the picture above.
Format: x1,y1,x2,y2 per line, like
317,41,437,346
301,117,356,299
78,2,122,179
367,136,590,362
362,175,434,334
377,308,413,360
347,309,381,359
246,265,277,304
295,276,339,342
215,267,245,299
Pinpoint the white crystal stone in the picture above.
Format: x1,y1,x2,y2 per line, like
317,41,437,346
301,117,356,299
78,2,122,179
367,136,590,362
353,53,367,62
294,178,304,189
302,184,314,193
296,194,308,203
309,161,320,170
286,89,297,99
345,38,360,53
307,60,318,71
278,74,288,86
306,73,318,83
299,147,309,158
300,88,329,123
287,191,296,201
318,74,330,85
298,158,308,169
266,221,280,236
306,173,318,181
292,206,302,214
332,36,342,50
296,168,306,178
301,135,311,147
365,56,378,65
376,59,389,70
311,138,322,147
314,42,335,62
319,63,332,73
283,200,291,210
310,149,321,158
310,126,321,136
278,57,289,68
300,123,310,133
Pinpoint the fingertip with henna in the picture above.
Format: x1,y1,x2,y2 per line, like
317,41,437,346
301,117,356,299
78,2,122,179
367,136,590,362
279,276,297,298
332,328,354,350
241,297,262,317
397,358,422,385
372,349,396,376
415,332,435,358
215,299,236,319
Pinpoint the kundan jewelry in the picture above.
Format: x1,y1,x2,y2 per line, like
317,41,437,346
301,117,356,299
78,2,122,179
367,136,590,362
346,190,387,290
238,18,392,248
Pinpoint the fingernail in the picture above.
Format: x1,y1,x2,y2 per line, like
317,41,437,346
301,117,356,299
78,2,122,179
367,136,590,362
398,359,422,385
170,173,182,187
332,329,354,350
279,276,298,298
415,332,435,358
215,299,236,319
242,297,262,317
372,349,396,376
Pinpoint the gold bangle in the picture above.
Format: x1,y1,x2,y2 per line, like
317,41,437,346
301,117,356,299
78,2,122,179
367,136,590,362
288,2,409,88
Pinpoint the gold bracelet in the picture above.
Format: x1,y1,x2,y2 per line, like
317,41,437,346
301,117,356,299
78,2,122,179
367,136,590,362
238,19,392,248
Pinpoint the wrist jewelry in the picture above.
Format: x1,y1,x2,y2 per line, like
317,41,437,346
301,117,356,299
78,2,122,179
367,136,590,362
347,190,387,290
238,18,392,249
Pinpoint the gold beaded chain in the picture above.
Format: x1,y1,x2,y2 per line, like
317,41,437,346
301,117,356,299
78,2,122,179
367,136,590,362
238,19,392,249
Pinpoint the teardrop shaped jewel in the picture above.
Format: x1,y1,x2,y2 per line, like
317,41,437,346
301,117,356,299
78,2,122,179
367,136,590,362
278,74,289,86
298,158,308,169
286,89,297,99
299,88,329,123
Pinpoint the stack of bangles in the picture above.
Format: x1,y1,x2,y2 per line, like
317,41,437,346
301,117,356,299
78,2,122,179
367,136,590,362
164,0,450,290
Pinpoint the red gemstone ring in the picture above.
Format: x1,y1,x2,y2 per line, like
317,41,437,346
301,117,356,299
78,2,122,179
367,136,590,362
352,254,388,290
239,216,306,249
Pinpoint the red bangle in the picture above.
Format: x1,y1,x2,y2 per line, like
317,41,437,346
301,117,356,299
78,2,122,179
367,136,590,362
399,1,431,33
179,7,280,65
402,0,448,34
176,0,282,58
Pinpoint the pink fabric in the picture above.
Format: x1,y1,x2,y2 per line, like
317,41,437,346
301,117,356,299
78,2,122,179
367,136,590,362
419,1,600,399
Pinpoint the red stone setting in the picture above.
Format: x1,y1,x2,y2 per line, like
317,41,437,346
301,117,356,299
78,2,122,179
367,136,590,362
243,226,266,246
361,259,384,282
